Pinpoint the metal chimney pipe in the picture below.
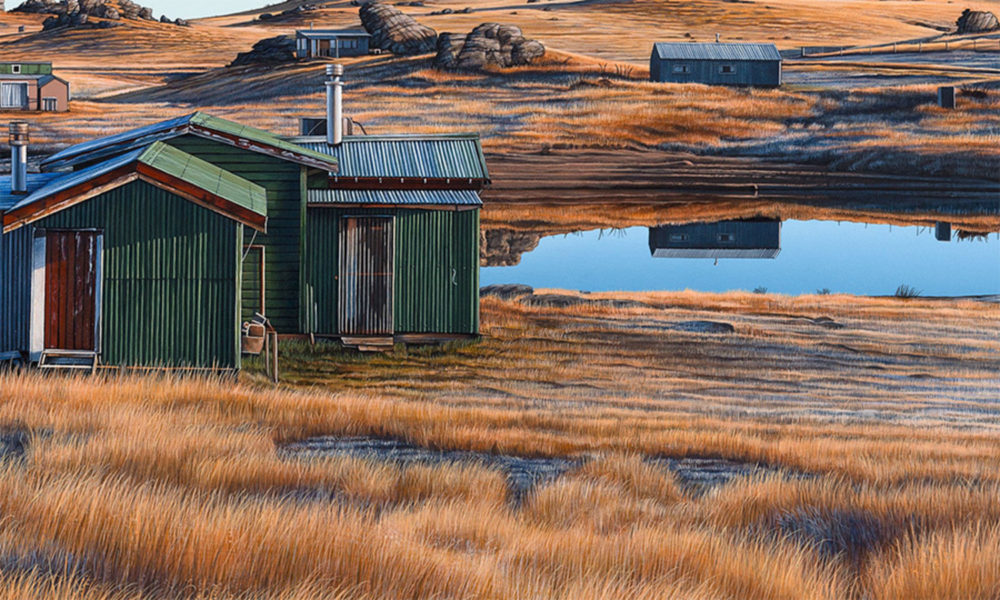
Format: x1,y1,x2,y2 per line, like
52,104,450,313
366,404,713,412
326,64,344,146
715,33,720,43
9,121,29,195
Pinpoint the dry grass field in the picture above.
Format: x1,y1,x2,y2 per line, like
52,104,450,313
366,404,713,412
0,292,998,599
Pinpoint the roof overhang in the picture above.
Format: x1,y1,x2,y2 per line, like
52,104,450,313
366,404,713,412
4,160,268,234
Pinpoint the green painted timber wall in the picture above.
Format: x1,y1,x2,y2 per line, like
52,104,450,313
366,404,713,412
0,63,52,75
304,207,479,336
165,135,307,333
38,181,242,369
0,226,32,356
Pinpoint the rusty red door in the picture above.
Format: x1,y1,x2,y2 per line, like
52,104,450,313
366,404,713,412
44,230,99,351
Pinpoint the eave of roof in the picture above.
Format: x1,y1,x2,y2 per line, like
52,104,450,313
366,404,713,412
651,248,781,259
307,188,482,206
4,142,267,233
297,29,372,38
40,112,338,173
0,173,64,211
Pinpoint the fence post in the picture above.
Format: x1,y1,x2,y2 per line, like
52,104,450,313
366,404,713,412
918,42,922,53
893,42,896,53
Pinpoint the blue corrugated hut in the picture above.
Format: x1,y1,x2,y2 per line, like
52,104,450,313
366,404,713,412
649,43,782,87
649,219,782,259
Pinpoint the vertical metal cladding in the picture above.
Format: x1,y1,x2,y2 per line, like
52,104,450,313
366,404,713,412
305,207,479,336
338,216,393,335
165,135,304,332
38,181,241,368
0,226,32,356
395,209,479,334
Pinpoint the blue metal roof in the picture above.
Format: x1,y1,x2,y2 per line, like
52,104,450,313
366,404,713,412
7,148,146,214
297,29,372,39
307,189,482,205
5,144,268,232
0,173,64,211
653,43,782,61
40,112,338,172
293,135,490,181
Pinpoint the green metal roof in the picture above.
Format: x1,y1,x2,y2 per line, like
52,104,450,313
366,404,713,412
41,112,339,172
138,142,268,218
293,134,490,181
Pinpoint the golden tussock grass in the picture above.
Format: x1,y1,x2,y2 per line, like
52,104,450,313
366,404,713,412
0,292,997,598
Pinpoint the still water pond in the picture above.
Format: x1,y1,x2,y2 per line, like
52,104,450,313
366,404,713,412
481,219,1000,297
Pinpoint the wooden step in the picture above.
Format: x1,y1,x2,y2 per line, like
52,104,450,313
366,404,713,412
341,337,394,352
39,350,99,374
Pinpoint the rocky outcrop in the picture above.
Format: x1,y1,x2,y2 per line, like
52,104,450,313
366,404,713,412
435,23,545,71
359,2,437,55
480,229,541,267
19,0,176,29
229,35,296,67
956,9,999,33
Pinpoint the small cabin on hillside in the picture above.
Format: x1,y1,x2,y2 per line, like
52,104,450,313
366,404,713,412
649,43,782,87
296,30,372,58
0,62,70,112
649,219,782,259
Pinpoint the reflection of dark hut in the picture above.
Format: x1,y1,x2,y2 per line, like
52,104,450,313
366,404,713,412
935,222,951,242
649,219,781,259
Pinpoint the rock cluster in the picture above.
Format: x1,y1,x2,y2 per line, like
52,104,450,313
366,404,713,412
956,9,999,33
359,1,437,55
15,0,183,29
435,23,545,71
229,35,297,67
257,3,319,21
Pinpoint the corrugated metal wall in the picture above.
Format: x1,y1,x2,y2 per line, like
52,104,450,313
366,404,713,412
651,57,781,86
338,216,394,336
0,226,32,356
304,207,479,336
165,135,306,333
38,181,241,368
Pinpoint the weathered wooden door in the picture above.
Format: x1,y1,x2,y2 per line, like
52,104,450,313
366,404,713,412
339,216,393,336
44,231,100,351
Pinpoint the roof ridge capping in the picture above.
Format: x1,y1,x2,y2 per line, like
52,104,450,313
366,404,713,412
41,111,338,173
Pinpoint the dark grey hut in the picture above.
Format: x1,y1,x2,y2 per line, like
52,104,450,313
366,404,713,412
649,219,782,259
296,30,372,59
649,43,782,87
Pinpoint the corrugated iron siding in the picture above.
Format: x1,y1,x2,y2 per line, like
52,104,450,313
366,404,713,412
395,209,478,334
304,207,479,335
0,226,32,356
38,181,241,368
165,135,305,331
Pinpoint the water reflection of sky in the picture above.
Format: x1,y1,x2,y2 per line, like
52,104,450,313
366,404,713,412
481,220,1000,296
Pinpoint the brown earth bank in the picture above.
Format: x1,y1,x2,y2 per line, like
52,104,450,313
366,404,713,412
482,150,1000,203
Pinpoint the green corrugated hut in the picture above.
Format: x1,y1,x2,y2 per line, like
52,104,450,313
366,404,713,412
2,110,489,369
294,134,489,346
2,142,271,370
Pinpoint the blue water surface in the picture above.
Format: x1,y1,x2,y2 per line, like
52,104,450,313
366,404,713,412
481,220,1000,296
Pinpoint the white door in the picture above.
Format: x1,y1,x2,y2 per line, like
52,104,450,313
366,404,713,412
1,83,29,109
